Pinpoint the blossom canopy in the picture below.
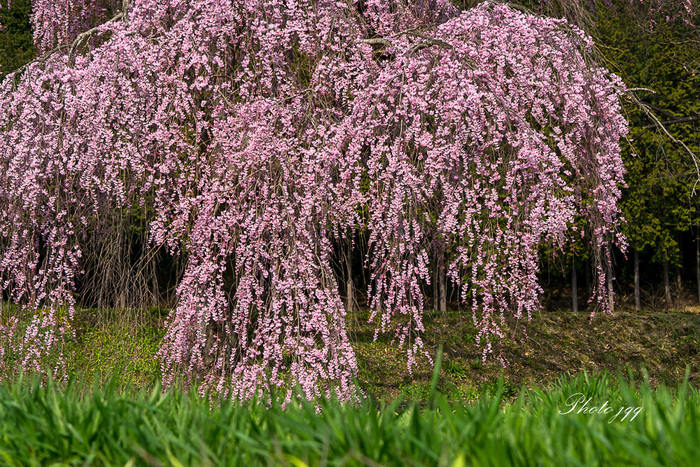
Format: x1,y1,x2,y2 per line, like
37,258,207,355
0,0,627,401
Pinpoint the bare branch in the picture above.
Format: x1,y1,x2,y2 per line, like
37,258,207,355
642,116,700,130
363,30,453,57
627,93,700,190
69,12,125,65
361,38,393,48
408,39,454,55
10,11,126,77
640,102,678,119
625,88,656,93
12,45,71,77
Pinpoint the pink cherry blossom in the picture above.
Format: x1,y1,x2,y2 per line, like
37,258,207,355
0,0,627,401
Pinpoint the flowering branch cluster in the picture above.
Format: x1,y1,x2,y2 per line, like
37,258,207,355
0,0,627,401
0,311,17,381
29,0,112,54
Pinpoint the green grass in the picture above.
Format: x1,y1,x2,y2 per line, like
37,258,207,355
0,369,698,466
3,302,700,464
5,302,700,405
65,314,165,391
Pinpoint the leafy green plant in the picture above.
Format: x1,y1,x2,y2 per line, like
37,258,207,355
470,358,483,370
444,360,469,380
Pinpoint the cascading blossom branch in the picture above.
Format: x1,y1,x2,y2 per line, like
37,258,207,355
0,0,627,401
29,0,109,55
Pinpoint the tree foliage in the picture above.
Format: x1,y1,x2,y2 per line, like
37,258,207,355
0,0,34,77
597,0,699,275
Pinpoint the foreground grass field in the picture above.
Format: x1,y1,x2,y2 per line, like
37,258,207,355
2,302,700,464
0,369,698,466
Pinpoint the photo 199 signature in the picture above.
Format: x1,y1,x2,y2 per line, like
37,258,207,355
559,393,643,423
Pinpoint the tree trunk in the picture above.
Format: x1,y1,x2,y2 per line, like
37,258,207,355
571,256,578,312
634,245,641,312
606,248,614,313
344,232,354,312
697,225,700,302
676,233,682,292
432,253,439,312
438,245,447,313
585,256,592,302
664,259,673,309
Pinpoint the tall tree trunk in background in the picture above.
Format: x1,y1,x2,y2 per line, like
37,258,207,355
432,253,439,312
571,256,578,312
634,245,641,312
344,231,354,312
607,247,615,313
664,259,673,309
697,226,700,302
585,256,592,302
438,245,447,313
677,233,683,292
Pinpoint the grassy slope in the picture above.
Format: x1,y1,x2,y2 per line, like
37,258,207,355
351,306,700,404
4,300,696,403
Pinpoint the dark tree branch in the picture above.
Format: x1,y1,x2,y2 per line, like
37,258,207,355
642,115,700,130
641,102,679,119
408,37,453,55
362,32,453,56
69,12,125,65
631,115,700,141
626,92,700,190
